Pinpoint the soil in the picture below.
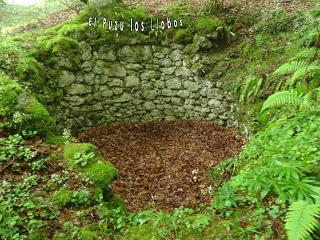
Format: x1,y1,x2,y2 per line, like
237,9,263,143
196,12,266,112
78,120,245,212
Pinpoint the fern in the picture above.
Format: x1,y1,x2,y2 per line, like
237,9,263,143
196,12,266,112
239,76,263,104
261,90,304,112
273,61,308,76
285,200,320,240
293,48,317,59
287,65,320,87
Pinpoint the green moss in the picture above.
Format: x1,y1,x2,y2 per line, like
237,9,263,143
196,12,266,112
45,135,65,145
173,29,193,43
29,230,48,240
16,57,44,84
19,97,55,134
84,161,118,188
63,143,100,166
52,232,68,240
52,187,72,207
184,43,197,54
63,143,117,187
195,16,223,33
0,72,22,116
121,224,161,240
23,98,49,119
79,227,99,240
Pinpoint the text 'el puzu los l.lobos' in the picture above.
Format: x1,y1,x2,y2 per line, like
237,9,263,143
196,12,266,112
88,17,184,32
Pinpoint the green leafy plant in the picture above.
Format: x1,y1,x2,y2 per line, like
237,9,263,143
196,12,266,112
73,151,95,167
285,200,320,240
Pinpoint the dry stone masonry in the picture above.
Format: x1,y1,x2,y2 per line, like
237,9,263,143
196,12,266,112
55,42,240,131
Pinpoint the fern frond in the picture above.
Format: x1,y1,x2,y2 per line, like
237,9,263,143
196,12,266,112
292,65,320,81
273,61,308,76
261,90,303,112
293,48,317,59
285,200,320,240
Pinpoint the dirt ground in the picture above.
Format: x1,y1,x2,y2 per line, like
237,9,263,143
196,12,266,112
78,120,245,212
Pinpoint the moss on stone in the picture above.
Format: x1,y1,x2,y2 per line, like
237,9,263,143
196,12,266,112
183,43,197,54
173,29,193,43
29,230,48,240
0,72,22,116
63,143,117,188
16,57,45,85
52,187,73,207
45,135,65,145
63,143,100,166
19,97,55,134
84,161,118,188
195,16,223,33
79,227,99,240
52,233,69,240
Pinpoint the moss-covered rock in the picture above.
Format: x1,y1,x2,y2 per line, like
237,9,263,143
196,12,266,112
173,29,193,43
0,71,55,134
195,16,223,33
16,57,45,85
63,143,100,165
18,97,55,133
79,227,99,240
29,229,49,240
0,72,22,116
45,135,65,145
52,187,73,207
63,143,118,188
84,161,118,188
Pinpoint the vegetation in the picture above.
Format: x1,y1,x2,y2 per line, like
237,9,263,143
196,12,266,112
1,0,320,239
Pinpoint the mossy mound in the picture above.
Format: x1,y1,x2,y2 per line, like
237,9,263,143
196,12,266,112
79,227,99,240
195,16,223,33
63,143,118,188
52,187,73,208
0,71,55,134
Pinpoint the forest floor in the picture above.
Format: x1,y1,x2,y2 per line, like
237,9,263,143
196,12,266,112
78,120,245,212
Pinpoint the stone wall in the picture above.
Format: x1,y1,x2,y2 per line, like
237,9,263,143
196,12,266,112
54,42,240,131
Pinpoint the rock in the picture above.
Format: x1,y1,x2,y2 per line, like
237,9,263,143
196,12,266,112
177,89,190,98
154,80,165,89
175,66,192,77
161,67,176,75
140,70,160,81
171,97,183,105
105,63,126,77
169,49,183,61
114,93,132,103
98,47,117,61
183,81,200,92
68,84,91,95
159,59,173,67
143,101,155,110
113,87,124,95
79,41,92,61
81,61,94,71
67,96,85,106
193,34,213,50
99,86,113,97
117,46,153,63
143,90,158,100
125,63,143,70
55,56,74,70
161,89,174,97
58,71,75,87
108,78,123,87
166,78,181,89
125,76,140,87
154,52,165,59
